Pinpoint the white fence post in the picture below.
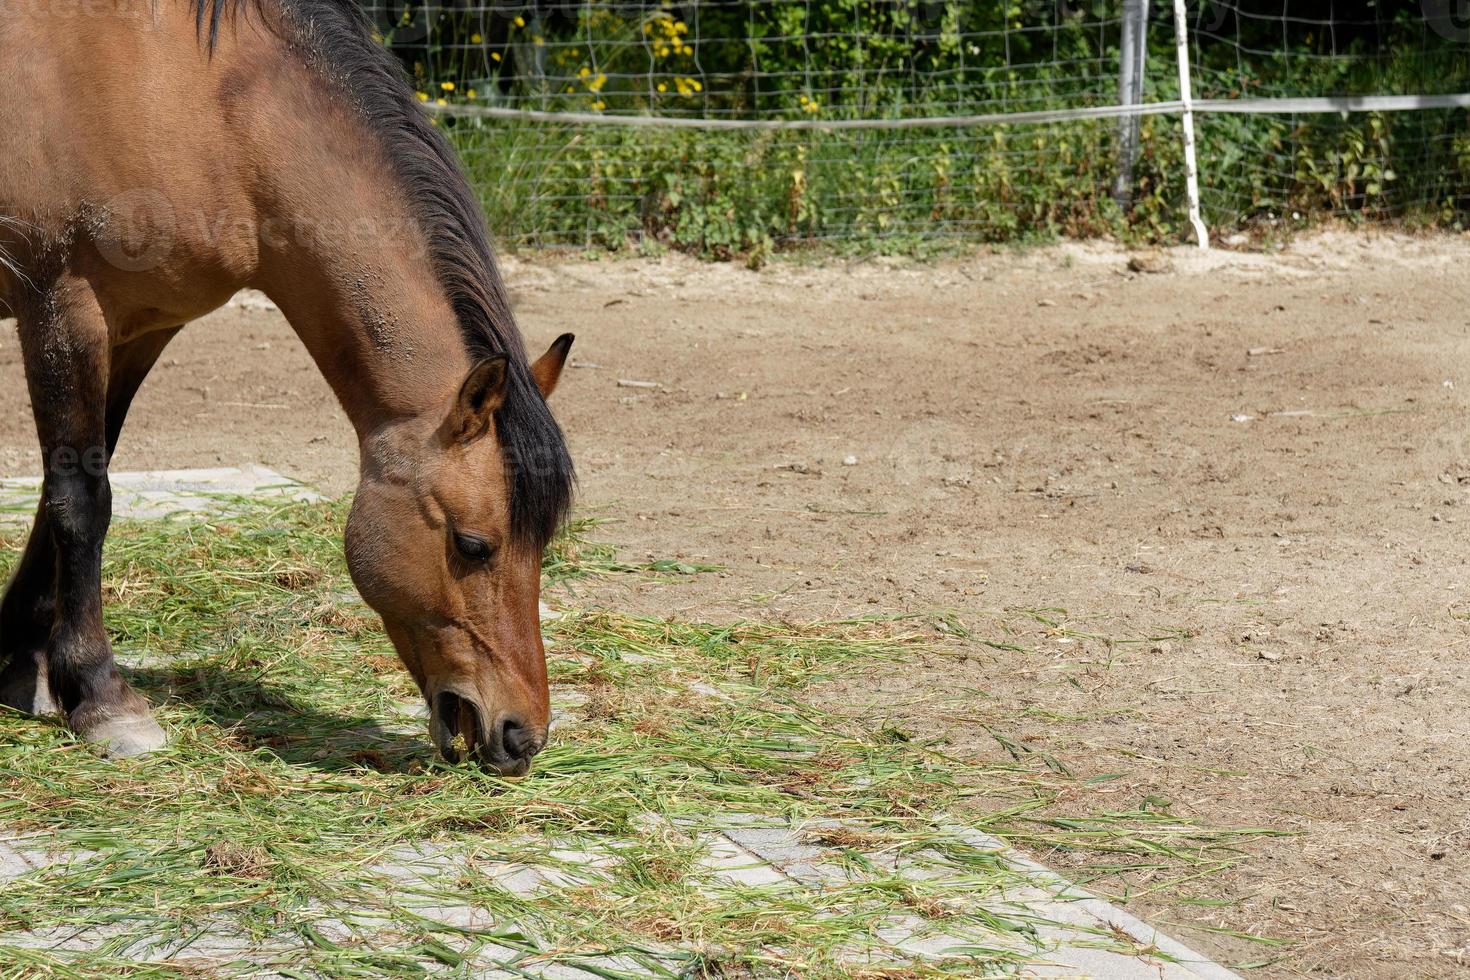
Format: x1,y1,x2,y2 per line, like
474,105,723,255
1172,0,1210,249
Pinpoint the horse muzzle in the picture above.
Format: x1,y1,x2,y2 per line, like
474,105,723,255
429,689,547,776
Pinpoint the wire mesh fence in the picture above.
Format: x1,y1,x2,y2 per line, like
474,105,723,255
362,1,1470,252
366,1,1126,116
1187,1,1470,233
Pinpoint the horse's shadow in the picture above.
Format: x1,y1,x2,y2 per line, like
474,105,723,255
126,661,432,774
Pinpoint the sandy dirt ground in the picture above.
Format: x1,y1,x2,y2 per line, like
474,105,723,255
1,232,1468,977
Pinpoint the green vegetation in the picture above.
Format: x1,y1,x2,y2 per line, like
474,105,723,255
449,103,1470,256
371,1,1470,253
0,500,1282,976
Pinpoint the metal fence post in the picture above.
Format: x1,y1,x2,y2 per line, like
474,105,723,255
1113,0,1149,211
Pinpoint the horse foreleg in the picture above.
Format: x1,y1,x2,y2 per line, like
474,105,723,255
0,327,178,719
0,502,59,715
1,280,174,756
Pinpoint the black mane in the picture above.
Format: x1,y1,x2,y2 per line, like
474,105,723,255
191,0,573,550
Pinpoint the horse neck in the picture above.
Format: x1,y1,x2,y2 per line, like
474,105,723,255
246,116,473,444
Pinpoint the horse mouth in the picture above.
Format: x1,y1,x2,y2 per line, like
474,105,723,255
430,690,484,765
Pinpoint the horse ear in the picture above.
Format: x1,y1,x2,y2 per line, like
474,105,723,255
447,355,508,444
531,333,574,398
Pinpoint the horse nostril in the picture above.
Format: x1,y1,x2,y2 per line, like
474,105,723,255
499,716,542,761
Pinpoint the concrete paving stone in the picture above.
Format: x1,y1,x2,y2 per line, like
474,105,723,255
390,701,430,721
458,940,531,968
291,903,533,971
545,844,621,869
0,466,321,522
717,824,829,871
294,906,366,947
874,913,1004,959
699,817,1238,979
762,817,895,886
945,828,1241,980
715,818,984,890
692,811,783,831
0,837,54,881
110,648,184,670
144,927,297,967
373,846,529,905
0,833,98,882
373,841,617,908
1019,941,1206,980
1023,907,1238,980
524,953,682,979
398,899,501,932
3,919,302,967
697,833,792,888
380,702,428,737
779,857,852,885
2,923,126,952
548,688,587,732
858,844,969,884
488,862,592,896
839,928,1029,976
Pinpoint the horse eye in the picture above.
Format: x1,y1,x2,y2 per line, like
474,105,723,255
453,532,493,563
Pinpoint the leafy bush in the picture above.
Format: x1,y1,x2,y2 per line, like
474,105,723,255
370,1,1470,253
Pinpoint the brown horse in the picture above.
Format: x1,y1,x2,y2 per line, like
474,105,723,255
0,0,575,774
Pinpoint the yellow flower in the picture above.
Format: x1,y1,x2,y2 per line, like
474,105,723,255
657,82,667,93
416,91,429,102
642,22,652,34
588,72,607,93
467,88,477,99
491,51,501,62
592,100,606,111
690,79,702,93
435,97,447,106
656,46,669,57
681,45,693,55
674,21,687,34
578,66,591,78
513,15,524,27
470,32,482,44
440,81,455,91
533,35,544,45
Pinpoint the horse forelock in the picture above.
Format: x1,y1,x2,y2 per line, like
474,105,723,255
188,0,575,550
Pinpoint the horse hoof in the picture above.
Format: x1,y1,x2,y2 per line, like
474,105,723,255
82,714,168,758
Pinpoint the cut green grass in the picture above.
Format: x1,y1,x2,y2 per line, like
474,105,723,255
544,515,720,588
0,500,1281,977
